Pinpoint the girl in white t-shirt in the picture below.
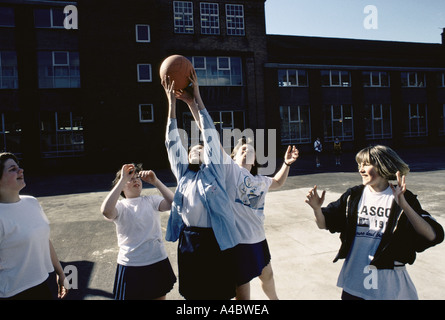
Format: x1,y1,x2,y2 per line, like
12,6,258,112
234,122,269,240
101,163,176,300
0,152,68,300
229,139,299,300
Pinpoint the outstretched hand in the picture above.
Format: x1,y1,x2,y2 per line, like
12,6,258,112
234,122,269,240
161,75,178,103
176,69,200,105
390,171,407,206
305,185,326,210
139,170,158,186
284,145,299,165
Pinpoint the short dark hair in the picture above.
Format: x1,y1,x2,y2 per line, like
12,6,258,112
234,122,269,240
111,163,143,198
0,152,19,180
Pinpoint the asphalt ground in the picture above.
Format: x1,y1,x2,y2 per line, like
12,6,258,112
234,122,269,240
20,146,445,300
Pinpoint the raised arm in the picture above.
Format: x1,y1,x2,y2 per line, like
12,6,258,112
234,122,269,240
162,76,189,179
101,164,135,220
391,171,437,242
269,146,299,190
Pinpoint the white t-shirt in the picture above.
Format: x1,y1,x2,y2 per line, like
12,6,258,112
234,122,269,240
337,185,418,299
0,196,54,298
108,195,167,267
225,156,273,244
180,170,211,228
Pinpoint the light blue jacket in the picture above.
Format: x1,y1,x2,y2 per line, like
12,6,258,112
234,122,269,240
165,109,240,251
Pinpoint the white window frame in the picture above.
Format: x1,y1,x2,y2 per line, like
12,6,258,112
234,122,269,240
34,8,66,29
324,104,354,141
135,24,150,42
278,69,308,87
192,56,206,70
41,111,84,158
217,57,230,70
404,103,428,137
226,4,244,36
363,71,390,87
322,70,351,87
173,1,194,34
189,56,242,86
280,105,311,145
401,72,426,87
200,2,219,35
139,104,154,123
137,64,152,82
364,104,392,139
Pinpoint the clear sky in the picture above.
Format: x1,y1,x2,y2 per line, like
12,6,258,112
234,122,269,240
265,0,445,44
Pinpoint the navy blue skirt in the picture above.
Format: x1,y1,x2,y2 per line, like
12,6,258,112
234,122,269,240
178,226,237,300
234,239,271,286
113,258,176,300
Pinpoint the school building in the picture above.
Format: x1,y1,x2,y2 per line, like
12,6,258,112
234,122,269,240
0,0,444,173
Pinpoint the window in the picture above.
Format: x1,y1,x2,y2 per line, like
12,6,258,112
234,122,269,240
278,69,308,87
174,1,194,34
403,104,428,137
226,4,244,36
362,71,389,87
323,104,354,141
401,72,426,87
1,112,22,157
200,2,219,35
321,70,351,87
40,111,84,158
137,64,152,82
364,104,392,139
139,104,154,123
37,51,80,88
136,24,150,42
280,106,311,145
34,8,67,28
437,73,445,87
0,51,18,89
0,7,15,27
189,56,242,86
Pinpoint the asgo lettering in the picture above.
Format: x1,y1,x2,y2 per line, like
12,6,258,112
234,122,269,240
360,205,391,218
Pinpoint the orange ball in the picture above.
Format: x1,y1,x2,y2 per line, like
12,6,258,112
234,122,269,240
159,55,194,90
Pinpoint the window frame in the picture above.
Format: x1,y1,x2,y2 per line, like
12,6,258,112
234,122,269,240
404,103,428,137
173,1,194,34
321,70,351,87
279,105,311,145
225,4,245,36
137,64,152,82
200,2,219,35
278,69,308,87
135,24,151,43
139,104,154,123
364,104,392,139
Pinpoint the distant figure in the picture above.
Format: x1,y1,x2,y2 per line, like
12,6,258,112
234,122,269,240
333,137,342,166
314,137,322,167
